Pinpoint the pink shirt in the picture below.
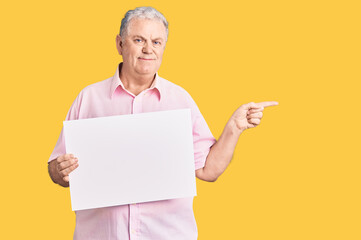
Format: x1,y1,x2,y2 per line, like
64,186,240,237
49,63,216,240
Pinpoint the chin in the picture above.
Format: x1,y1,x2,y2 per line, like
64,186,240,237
137,70,155,76
136,67,157,75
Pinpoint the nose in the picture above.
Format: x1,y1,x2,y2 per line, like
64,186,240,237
142,42,152,54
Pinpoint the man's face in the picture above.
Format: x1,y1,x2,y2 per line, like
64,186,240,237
116,18,167,77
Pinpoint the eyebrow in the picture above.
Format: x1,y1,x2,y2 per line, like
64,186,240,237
152,38,164,41
133,35,145,39
132,35,164,41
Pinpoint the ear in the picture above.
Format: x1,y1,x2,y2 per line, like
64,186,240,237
116,34,123,55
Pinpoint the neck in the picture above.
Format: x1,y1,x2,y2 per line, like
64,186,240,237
119,67,155,96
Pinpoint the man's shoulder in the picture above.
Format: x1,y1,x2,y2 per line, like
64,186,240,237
82,77,112,92
157,76,199,108
78,77,113,97
159,76,191,97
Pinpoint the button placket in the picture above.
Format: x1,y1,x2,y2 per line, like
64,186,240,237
129,203,140,240
132,95,143,114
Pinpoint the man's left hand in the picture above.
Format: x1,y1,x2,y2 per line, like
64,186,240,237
229,101,278,132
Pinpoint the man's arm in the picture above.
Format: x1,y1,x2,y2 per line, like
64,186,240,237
196,101,278,182
48,154,79,187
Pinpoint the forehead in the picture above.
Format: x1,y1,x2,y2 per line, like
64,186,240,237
127,18,167,39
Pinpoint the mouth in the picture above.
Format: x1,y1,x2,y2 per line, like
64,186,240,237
138,58,155,61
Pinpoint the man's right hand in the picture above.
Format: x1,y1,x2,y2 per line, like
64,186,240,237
48,153,79,187
56,154,79,182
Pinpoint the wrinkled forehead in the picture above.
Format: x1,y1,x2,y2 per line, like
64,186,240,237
126,18,167,40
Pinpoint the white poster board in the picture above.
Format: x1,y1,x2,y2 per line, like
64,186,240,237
63,109,196,211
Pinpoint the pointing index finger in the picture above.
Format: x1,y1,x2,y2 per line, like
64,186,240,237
256,101,279,108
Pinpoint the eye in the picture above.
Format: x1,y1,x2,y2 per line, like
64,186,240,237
154,41,161,45
134,38,143,43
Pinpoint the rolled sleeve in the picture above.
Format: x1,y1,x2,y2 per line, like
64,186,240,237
48,93,81,163
189,100,216,170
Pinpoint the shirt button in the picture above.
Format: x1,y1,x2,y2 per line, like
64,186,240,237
131,229,136,234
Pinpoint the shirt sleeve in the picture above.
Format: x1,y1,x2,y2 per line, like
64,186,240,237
187,96,216,170
48,93,81,163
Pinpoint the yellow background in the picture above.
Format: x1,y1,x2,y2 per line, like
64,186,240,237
1,0,360,239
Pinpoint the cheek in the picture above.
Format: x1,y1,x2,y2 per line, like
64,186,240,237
123,46,139,57
156,50,165,59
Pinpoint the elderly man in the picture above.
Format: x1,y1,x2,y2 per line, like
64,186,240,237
48,6,277,240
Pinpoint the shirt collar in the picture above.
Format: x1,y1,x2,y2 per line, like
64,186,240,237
110,63,162,100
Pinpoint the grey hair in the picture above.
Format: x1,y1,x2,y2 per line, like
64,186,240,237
119,7,169,40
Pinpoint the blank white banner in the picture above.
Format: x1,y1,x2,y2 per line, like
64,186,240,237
64,109,196,211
